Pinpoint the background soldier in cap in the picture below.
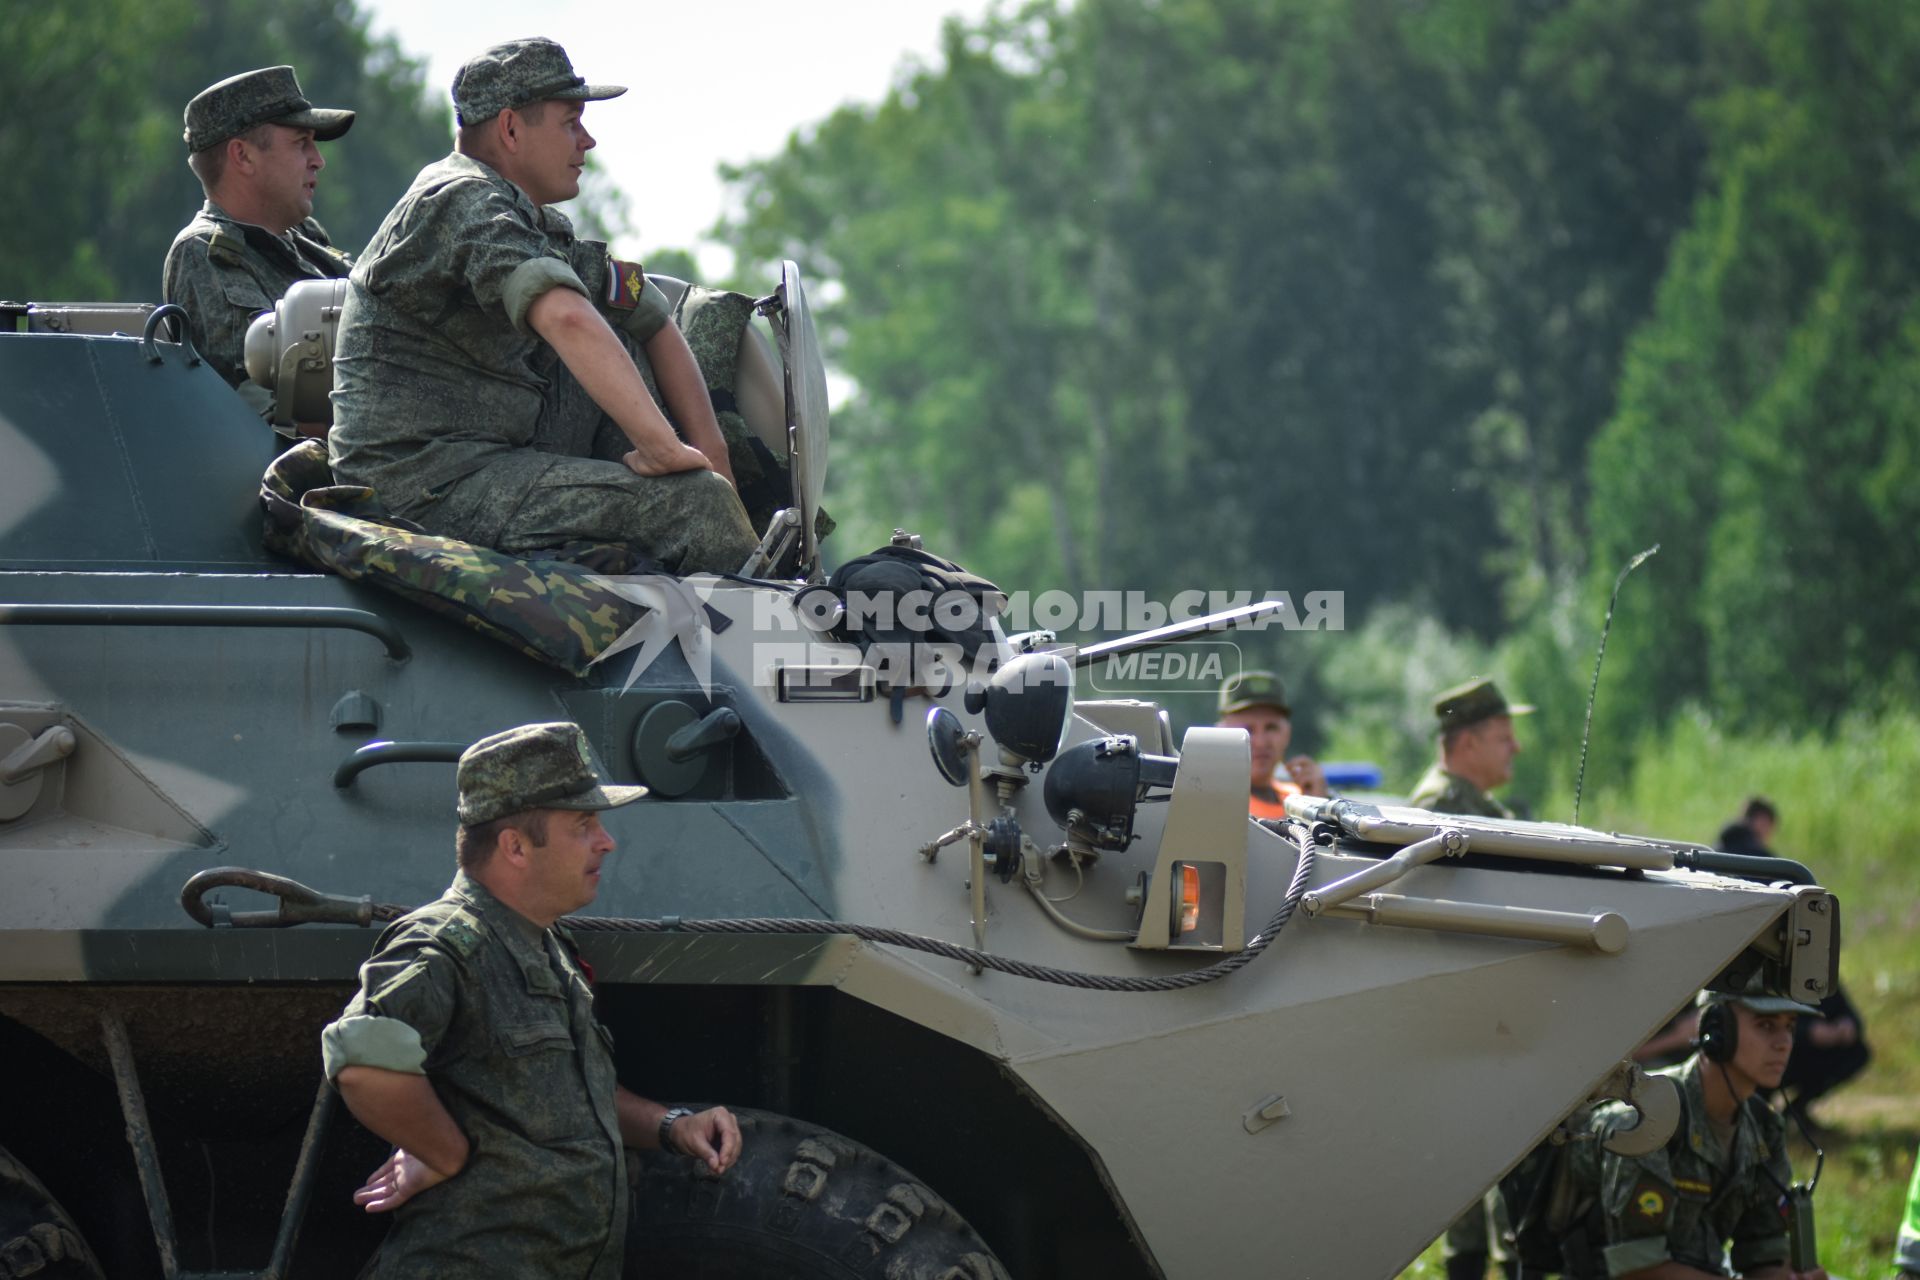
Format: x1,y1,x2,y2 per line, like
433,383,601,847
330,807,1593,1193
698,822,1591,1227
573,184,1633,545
327,37,759,575
164,66,355,424
1411,675,1531,1278
1408,676,1532,820
322,722,741,1277
1555,977,1829,1279
1214,670,1327,820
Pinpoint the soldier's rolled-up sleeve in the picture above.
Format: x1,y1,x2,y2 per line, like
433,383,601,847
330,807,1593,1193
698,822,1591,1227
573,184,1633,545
454,186,588,335
322,939,458,1080
624,279,672,345
501,256,589,335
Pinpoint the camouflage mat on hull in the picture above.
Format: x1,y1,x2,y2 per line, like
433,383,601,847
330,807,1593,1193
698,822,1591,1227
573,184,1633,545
259,440,647,676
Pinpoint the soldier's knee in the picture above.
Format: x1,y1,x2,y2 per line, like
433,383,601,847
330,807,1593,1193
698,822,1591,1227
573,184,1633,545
674,471,758,573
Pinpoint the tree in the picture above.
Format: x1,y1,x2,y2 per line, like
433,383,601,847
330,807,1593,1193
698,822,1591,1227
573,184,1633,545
0,0,449,302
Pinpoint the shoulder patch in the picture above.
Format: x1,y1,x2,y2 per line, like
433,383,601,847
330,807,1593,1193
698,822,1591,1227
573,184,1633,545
207,228,245,267
430,910,486,958
606,257,647,311
1629,1177,1669,1222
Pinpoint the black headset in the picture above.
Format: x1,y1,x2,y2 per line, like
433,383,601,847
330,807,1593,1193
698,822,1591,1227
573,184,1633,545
1697,999,1737,1063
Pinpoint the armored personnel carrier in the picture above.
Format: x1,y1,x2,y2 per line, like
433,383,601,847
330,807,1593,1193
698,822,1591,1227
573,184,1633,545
0,270,1837,1278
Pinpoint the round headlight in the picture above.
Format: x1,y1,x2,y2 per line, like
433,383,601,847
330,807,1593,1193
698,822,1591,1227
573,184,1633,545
983,652,1074,766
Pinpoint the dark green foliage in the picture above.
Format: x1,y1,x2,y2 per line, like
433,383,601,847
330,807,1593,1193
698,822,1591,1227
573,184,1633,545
0,0,449,301
1587,0,1920,756
723,0,1915,755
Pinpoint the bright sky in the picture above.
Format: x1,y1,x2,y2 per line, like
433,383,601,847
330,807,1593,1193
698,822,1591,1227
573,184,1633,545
359,0,999,277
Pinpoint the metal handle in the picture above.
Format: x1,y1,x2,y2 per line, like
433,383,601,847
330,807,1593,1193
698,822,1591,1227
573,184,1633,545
140,303,202,367
180,866,377,929
332,740,467,788
0,603,410,661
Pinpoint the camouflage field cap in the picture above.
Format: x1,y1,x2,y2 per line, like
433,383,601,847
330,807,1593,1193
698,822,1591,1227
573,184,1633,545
184,66,355,153
1433,676,1533,732
452,37,628,126
457,721,647,826
1696,971,1822,1017
1218,670,1290,717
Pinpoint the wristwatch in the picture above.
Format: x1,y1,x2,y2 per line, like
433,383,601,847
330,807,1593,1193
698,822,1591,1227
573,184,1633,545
657,1105,696,1153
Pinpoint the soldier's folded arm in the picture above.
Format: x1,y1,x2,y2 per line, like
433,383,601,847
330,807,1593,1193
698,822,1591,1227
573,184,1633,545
322,937,470,1199
524,284,726,482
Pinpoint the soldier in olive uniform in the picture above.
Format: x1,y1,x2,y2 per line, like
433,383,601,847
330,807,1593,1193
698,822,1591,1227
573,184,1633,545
322,722,741,1277
1408,677,1532,819
1559,980,1828,1279
163,66,356,424
1411,677,1531,1279
327,37,759,575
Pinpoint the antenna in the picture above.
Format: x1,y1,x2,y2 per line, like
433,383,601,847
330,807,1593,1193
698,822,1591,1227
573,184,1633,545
1573,544,1660,825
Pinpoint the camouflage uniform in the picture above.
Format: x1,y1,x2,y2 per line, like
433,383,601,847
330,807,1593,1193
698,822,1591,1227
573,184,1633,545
1407,764,1514,820
320,722,649,1277
1563,1055,1792,1277
327,150,757,574
166,65,355,418
162,201,351,413
328,39,758,575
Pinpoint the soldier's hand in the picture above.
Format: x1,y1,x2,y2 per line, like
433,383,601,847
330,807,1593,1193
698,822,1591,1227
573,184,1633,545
670,1105,742,1175
623,441,714,478
1286,755,1329,798
352,1146,453,1213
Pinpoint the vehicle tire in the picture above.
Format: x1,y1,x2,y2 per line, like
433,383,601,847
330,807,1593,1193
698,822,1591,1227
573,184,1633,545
0,1145,105,1280
625,1108,1009,1280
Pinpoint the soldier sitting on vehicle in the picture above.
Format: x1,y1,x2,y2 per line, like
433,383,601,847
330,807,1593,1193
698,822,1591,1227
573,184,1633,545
1213,670,1327,820
326,37,759,576
164,66,355,429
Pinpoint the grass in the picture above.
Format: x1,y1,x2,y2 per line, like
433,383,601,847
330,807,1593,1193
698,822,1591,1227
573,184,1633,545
1395,704,1920,1278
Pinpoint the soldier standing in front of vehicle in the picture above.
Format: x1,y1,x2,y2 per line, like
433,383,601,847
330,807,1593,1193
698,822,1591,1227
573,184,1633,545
321,722,741,1277
1408,676,1532,819
1214,670,1327,819
1558,980,1828,1280
1410,676,1531,1278
163,66,355,425
327,38,760,575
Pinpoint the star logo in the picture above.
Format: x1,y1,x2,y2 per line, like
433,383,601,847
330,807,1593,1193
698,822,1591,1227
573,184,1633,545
587,575,718,695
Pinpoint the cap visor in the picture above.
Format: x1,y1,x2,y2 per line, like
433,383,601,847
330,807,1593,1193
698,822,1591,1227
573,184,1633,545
1222,699,1290,717
1741,996,1824,1016
552,83,628,104
550,782,649,811
275,107,355,141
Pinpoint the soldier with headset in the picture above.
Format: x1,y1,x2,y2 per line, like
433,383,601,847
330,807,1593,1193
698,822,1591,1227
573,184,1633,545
1548,975,1829,1279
